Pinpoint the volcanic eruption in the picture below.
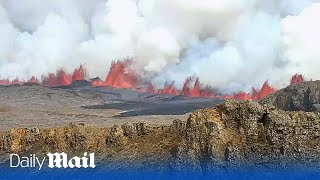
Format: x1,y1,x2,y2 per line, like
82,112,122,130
0,0,316,101
41,64,87,87
0,58,306,101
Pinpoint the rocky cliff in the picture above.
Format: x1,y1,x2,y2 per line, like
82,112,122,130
1,100,320,173
260,80,320,112
173,100,320,173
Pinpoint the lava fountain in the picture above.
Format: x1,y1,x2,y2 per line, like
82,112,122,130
0,59,304,100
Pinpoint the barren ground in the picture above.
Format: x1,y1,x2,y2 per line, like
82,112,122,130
0,85,192,131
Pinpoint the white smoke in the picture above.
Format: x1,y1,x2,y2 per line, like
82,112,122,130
0,0,319,92
281,3,320,82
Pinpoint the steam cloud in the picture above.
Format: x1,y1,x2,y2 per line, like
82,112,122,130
0,0,319,92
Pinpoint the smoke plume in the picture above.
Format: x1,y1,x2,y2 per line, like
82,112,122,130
0,0,319,92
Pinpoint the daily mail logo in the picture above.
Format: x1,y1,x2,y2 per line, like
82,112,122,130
9,152,95,170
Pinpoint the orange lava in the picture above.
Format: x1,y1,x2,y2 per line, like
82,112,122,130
72,64,87,81
233,92,251,100
158,82,179,95
181,76,215,97
42,64,87,86
0,78,22,85
251,81,277,100
92,59,139,89
290,73,304,85
28,76,39,84
0,60,299,101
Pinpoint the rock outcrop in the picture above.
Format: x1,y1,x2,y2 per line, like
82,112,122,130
1,100,320,172
174,100,320,173
260,80,320,112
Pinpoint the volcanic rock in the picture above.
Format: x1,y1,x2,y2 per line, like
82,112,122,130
63,80,92,88
106,125,128,146
121,122,155,138
90,77,103,82
260,80,320,112
22,82,40,86
0,84,220,131
172,100,320,173
1,100,320,172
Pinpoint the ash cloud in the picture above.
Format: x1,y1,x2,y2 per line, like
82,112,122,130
0,0,319,92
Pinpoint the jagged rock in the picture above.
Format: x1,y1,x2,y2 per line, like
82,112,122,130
106,125,128,145
260,80,320,112
0,124,107,154
170,119,185,132
121,122,137,138
1,100,320,172
172,100,320,172
135,122,155,135
121,122,156,138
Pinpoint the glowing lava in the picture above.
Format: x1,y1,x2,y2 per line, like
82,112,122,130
290,73,304,85
72,64,87,81
28,76,39,84
93,60,277,100
251,81,277,100
0,78,21,85
181,76,215,97
93,59,139,89
158,82,179,95
0,60,300,101
42,64,87,86
233,92,251,100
